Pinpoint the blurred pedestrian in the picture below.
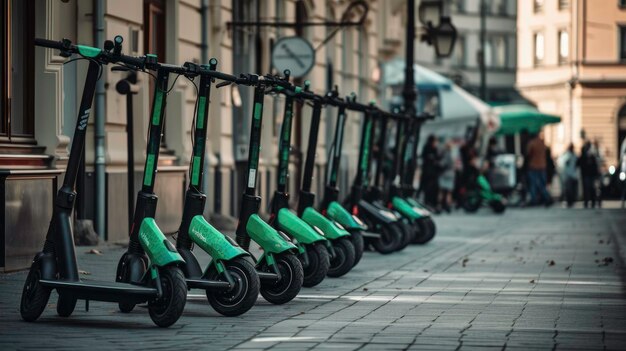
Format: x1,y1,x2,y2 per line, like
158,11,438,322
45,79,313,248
578,141,599,208
438,140,455,213
545,146,556,190
558,144,578,208
593,139,604,208
526,131,552,206
420,134,441,209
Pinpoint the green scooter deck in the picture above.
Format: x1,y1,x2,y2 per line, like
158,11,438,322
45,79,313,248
326,201,366,231
188,215,249,261
246,214,297,254
277,208,327,245
301,207,350,240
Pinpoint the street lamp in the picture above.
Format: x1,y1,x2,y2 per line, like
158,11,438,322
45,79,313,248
430,17,457,58
418,0,443,27
417,1,458,59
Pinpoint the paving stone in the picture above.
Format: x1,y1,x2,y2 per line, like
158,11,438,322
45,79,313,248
1,208,625,350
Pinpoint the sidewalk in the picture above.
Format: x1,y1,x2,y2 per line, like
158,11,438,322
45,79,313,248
1,208,625,350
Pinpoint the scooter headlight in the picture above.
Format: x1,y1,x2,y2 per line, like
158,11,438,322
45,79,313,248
379,210,398,221
620,172,626,181
609,165,616,175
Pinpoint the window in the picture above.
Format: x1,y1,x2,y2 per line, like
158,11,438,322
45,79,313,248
620,26,626,60
620,0,626,9
534,32,545,65
559,0,570,10
493,0,507,15
484,40,493,67
454,36,466,67
558,30,569,64
534,0,544,13
450,0,465,13
2,0,35,142
493,36,507,68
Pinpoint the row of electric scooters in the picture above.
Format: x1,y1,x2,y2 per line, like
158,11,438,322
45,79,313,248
20,36,436,328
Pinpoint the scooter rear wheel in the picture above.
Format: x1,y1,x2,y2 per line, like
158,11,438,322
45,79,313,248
413,217,436,244
205,257,260,316
260,253,303,305
327,238,356,278
371,223,402,254
20,262,51,322
148,266,187,327
348,230,364,266
56,294,77,317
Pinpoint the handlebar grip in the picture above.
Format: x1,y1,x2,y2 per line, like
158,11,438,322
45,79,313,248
116,54,146,69
34,38,70,51
211,71,239,83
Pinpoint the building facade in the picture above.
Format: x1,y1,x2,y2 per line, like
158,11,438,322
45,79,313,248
414,0,519,103
517,0,626,162
1,0,404,271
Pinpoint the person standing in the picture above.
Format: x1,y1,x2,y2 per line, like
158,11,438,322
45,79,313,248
420,135,441,209
578,141,599,208
438,140,455,213
525,131,552,206
558,144,578,208
545,146,556,191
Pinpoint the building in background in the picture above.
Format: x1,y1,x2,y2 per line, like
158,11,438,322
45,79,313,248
517,0,626,162
414,0,522,105
0,0,403,270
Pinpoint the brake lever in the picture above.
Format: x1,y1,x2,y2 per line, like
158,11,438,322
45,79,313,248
216,81,232,89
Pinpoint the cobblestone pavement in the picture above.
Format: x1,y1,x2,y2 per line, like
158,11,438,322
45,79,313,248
1,207,625,350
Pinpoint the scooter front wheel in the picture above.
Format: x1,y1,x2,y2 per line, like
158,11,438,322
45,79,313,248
302,242,330,288
20,262,51,322
260,253,303,305
413,216,436,244
395,220,414,252
371,223,402,254
327,238,356,278
463,192,482,213
56,294,77,317
205,257,260,316
490,200,506,214
348,230,364,266
148,266,187,327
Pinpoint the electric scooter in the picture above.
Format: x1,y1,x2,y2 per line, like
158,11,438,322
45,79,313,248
115,55,205,320
225,74,304,304
294,85,356,278
397,116,438,244
341,97,407,254
21,36,187,328
365,109,415,251
268,77,331,287
318,90,368,266
461,174,507,214
371,109,438,246
173,60,259,316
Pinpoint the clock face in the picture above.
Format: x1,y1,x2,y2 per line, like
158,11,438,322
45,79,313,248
271,36,315,78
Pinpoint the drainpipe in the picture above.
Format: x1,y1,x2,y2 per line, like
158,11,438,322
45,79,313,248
94,0,106,239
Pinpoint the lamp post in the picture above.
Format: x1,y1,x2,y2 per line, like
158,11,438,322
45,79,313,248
401,0,457,193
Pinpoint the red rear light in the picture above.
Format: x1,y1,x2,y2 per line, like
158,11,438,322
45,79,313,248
352,205,359,216
321,209,327,215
